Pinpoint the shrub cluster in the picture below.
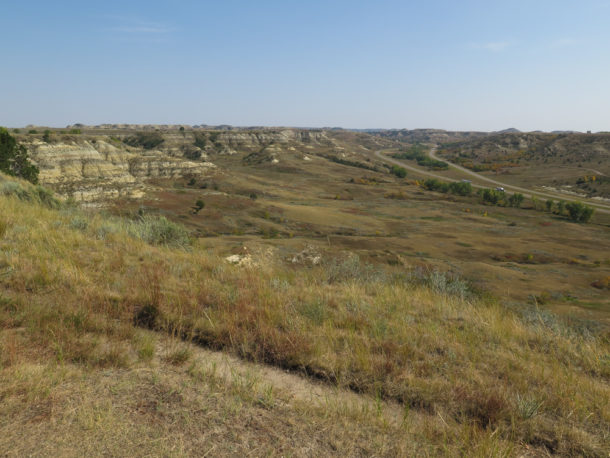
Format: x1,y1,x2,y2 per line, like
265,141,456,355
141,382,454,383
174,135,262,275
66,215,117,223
0,179,59,208
393,145,449,170
478,188,524,207
324,154,380,172
423,178,472,196
123,132,165,150
390,165,407,178
129,215,190,247
193,132,207,149
565,201,595,223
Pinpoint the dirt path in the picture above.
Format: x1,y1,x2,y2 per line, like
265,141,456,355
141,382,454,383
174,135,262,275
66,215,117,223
374,149,610,215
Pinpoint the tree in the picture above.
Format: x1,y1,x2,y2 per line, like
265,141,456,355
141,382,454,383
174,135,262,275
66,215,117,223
508,193,524,208
545,200,554,212
390,165,407,178
42,129,52,142
448,181,472,196
480,188,504,205
565,202,594,223
0,127,39,184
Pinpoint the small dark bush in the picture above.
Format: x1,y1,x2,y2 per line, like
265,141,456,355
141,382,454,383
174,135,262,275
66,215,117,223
133,304,160,329
193,199,205,214
193,132,207,149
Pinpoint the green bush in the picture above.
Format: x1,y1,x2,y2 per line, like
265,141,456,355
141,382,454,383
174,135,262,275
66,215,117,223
0,128,39,184
479,188,505,205
393,145,449,170
0,179,60,208
448,181,472,196
129,215,190,247
508,193,524,208
565,202,594,223
422,179,471,196
390,165,407,178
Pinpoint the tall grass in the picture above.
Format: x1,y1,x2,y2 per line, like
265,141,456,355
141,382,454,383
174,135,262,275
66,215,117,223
0,180,609,455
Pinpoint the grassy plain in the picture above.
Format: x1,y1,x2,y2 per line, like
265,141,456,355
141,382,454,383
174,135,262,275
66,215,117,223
1,129,610,456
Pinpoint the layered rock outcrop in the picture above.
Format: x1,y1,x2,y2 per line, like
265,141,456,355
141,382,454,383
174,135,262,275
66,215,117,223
25,139,216,203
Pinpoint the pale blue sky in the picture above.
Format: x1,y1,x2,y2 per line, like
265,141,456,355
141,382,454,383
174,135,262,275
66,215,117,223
2,0,609,131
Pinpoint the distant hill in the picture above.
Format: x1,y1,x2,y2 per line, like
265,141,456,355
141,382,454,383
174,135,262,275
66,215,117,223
438,131,610,198
365,128,489,144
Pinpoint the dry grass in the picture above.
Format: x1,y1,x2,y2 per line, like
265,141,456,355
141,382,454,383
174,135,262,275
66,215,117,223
1,177,610,455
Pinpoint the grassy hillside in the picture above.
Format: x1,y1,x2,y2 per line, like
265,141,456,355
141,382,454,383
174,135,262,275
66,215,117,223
1,174,609,456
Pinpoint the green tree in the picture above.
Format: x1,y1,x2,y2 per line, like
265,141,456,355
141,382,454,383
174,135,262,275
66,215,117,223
448,181,472,196
0,127,39,184
42,129,52,142
480,188,504,205
508,193,524,208
565,202,594,223
545,200,554,212
390,165,407,178
556,200,566,215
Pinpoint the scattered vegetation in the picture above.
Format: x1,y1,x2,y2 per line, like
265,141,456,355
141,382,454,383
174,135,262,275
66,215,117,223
193,132,207,149
123,132,165,150
422,178,472,196
0,180,608,455
323,154,380,172
393,144,449,170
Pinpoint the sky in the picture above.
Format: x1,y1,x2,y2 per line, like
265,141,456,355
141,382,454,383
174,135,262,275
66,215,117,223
2,0,610,131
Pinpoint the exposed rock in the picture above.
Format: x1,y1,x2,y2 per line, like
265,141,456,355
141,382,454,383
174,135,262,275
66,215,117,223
25,139,216,204
225,254,254,267
291,245,322,266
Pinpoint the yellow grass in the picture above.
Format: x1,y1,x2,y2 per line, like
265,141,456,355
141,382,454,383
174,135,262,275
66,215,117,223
1,177,609,456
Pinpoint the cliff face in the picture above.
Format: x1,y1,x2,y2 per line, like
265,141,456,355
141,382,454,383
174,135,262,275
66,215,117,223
19,128,353,203
25,139,216,203
187,129,332,155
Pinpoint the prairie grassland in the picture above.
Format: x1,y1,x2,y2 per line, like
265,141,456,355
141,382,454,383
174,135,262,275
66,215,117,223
1,177,609,456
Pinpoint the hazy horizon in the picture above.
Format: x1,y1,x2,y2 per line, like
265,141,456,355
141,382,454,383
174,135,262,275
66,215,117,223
2,0,609,132
4,123,606,134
